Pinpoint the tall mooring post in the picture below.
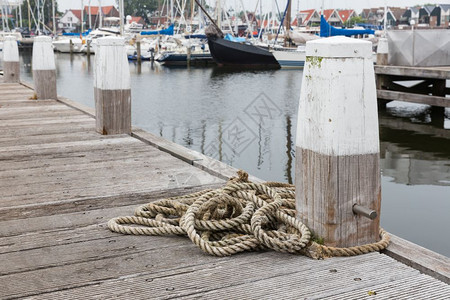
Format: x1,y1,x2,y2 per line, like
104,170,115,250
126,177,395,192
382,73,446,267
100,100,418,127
3,36,20,83
296,36,381,248
377,37,389,65
32,36,57,99
94,37,131,135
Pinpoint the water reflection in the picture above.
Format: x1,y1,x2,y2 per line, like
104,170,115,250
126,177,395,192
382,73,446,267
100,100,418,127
379,109,450,186
16,54,450,256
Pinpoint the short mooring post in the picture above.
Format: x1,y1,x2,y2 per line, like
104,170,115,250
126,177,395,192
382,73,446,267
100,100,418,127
296,36,381,247
3,36,20,83
69,39,73,54
32,36,57,99
377,37,389,65
94,36,131,135
86,41,91,57
136,40,142,64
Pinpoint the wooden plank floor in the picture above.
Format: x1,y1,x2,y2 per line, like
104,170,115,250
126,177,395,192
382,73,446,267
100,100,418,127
0,82,449,299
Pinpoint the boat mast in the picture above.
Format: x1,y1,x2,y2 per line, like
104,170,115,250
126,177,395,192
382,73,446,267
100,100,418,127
194,0,221,33
98,0,102,28
383,2,387,37
52,0,56,34
88,0,91,29
1,1,4,31
19,0,23,27
170,0,173,23
190,0,194,30
284,0,291,46
119,0,124,35
216,0,221,29
239,0,251,38
27,0,30,30
80,0,84,33
36,0,40,33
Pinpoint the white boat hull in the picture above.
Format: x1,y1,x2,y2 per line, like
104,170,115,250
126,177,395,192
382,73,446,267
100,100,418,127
53,38,83,53
272,50,306,68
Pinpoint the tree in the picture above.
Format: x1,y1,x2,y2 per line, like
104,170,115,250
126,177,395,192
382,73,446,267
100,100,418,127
345,16,366,27
18,0,59,30
124,0,159,23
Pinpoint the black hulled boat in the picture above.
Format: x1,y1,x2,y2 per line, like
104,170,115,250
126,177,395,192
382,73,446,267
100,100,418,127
205,26,280,68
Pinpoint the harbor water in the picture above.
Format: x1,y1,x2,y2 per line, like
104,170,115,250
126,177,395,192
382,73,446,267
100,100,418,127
16,51,450,257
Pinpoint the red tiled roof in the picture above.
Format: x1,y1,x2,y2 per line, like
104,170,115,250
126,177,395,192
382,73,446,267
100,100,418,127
299,9,316,25
322,9,335,21
130,16,144,24
338,9,355,23
257,19,278,27
70,9,82,20
84,5,115,15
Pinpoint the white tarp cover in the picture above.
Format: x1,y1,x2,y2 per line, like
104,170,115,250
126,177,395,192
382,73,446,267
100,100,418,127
387,29,450,67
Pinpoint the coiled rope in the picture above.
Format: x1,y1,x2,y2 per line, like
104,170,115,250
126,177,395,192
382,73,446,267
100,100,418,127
108,171,390,259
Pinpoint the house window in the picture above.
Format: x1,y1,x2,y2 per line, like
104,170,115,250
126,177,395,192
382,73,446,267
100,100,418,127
68,17,72,22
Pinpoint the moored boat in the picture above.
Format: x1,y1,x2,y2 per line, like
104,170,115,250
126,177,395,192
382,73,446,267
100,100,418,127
272,46,306,68
205,26,279,68
156,51,213,65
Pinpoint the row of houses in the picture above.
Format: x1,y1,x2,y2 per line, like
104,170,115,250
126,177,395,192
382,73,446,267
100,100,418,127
59,6,145,32
57,3,450,33
295,4,450,28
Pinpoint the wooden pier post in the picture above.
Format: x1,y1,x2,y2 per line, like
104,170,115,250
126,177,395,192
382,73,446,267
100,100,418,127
3,36,20,83
296,36,381,247
94,36,131,135
86,41,91,57
136,41,142,64
32,36,57,100
187,46,192,67
69,39,73,54
377,37,388,65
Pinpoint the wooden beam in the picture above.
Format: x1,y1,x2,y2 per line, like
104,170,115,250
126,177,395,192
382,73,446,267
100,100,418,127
384,234,450,284
377,90,450,107
375,65,450,80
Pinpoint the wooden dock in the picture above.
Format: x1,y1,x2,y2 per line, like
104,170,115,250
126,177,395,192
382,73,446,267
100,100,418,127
1,80,449,299
375,65,450,108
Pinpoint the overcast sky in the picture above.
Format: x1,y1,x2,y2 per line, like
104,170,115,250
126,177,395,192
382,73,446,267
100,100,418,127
57,0,450,14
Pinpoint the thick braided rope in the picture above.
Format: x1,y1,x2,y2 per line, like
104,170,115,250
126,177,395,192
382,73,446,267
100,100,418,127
108,172,390,259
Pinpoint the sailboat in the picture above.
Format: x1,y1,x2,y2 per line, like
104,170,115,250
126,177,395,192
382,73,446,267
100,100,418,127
320,15,375,37
206,26,280,67
200,0,279,68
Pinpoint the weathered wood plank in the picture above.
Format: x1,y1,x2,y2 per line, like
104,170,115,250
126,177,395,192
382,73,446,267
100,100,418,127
23,253,423,300
384,234,450,284
377,90,450,107
0,136,138,155
0,109,86,120
57,96,95,117
0,145,154,171
374,65,450,79
0,181,223,221
133,128,263,183
0,103,69,113
322,273,450,299
0,203,141,237
0,248,415,300
0,99,58,107
0,115,93,128
0,122,95,137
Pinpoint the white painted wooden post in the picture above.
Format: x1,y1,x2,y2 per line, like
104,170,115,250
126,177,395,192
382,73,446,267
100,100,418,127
94,37,131,135
296,36,381,248
377,37,389,65
32,36,57,99
3,36,20,83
